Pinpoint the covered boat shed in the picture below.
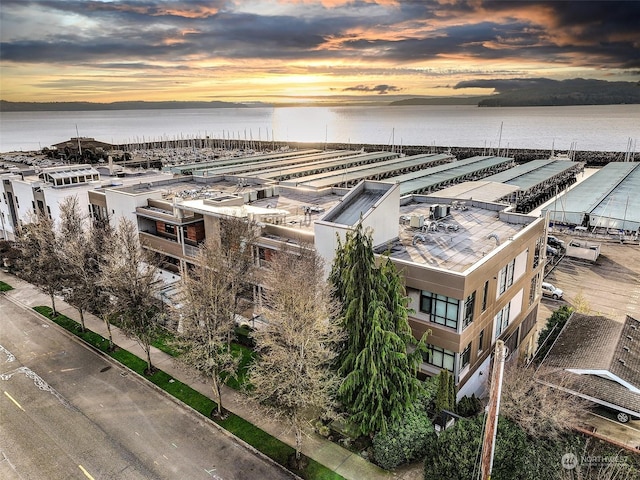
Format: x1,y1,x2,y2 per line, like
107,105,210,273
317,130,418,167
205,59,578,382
285,153,454,189
387,156,514,196
542,162,640,233
481,159,583,212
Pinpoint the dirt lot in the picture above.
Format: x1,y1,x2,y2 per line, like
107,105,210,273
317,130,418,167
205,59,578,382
538,238,640,324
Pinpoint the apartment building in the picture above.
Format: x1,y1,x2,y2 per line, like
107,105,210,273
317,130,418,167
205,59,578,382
116,177,545,398
316,182,546,398
0,163,174,240
2,160,546,399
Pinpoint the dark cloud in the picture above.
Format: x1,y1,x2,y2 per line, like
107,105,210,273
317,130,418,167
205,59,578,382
343,85,401,94
1,0,638,73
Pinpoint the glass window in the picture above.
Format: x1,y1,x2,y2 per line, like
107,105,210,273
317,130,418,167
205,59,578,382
463,292,475,329
461,343,472,368
498,259,516,295
478,329,485,354
165,223,176,235
420,291,460,329
495,302,511,339
482,281,489,311
425,344,456,372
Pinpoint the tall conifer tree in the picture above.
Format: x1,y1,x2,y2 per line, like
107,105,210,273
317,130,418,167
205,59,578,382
330,222,427,436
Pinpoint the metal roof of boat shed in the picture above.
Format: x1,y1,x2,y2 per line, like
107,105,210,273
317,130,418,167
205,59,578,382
167,149,322,175
244,151,400,181
543,162,640,231
287,153,454,189
191,150,357,177
387,156,514,196
484,159,579,190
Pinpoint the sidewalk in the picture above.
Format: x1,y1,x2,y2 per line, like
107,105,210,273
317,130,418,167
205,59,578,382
0,271,420,480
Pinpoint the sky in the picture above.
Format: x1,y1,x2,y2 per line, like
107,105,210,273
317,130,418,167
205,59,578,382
1,0,639,104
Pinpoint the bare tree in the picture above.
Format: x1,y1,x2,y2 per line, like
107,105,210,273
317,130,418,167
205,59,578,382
248,247,343,468
17,214,64,317
499,363,587,440
101,218,162,374
89,216,117,349
58,196,91,331
173,216,259,417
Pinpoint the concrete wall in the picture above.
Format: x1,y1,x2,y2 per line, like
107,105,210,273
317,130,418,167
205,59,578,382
104,187,163,227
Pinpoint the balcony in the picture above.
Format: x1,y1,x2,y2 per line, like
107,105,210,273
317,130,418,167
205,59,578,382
139,232,184,258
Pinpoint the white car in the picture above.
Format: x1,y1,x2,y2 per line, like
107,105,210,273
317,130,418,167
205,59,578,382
541,282,563,300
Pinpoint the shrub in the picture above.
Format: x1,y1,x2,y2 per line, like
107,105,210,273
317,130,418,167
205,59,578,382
372,404,434,469
423,416,528,480
457,394,482,417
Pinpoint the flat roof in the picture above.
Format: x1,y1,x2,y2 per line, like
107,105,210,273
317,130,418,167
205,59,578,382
387,199,530,272
249,188,344,232
436,181,520,203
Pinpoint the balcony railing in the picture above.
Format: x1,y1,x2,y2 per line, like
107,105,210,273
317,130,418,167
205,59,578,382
139,232,184,258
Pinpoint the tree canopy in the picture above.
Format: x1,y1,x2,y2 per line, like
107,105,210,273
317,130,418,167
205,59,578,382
330,222,427,436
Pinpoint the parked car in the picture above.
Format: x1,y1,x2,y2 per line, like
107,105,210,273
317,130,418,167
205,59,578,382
597,405,640,424
546,245,559,256
541,282,563,300
547,235,565,250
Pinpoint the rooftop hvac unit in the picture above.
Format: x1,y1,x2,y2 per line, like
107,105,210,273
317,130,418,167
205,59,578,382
410,215,424,228
264,187,273,198
433,205,450,219
249,191,258,201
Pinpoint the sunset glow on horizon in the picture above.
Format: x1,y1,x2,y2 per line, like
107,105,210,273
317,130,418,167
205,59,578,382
1,0,638,104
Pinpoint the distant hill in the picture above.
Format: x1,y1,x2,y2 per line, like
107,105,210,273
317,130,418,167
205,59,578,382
0,100,247,112
388,96,486,106
391,79,640,107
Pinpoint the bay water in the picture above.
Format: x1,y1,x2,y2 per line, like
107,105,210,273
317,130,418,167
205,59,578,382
1,104,638,153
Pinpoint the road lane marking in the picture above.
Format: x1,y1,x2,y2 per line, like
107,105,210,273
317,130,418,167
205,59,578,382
4,391,24,411
162,454,168,460
171,443,177,448
78,464,95,480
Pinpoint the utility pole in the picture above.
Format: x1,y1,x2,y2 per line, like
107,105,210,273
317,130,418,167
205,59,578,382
480,340,507,480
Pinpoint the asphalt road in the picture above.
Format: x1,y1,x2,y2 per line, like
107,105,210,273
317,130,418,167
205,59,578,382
0,296,294,480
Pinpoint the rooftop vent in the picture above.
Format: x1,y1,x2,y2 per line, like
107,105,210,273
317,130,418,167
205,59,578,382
412,234,427,246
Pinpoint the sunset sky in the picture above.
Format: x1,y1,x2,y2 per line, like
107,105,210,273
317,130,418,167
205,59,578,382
1,0,638,104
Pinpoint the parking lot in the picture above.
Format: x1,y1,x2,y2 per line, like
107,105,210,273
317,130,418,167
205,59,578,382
536,237,640,448
538,237,640,324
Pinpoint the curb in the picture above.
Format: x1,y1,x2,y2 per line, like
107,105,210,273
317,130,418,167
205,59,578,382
6,295,301,480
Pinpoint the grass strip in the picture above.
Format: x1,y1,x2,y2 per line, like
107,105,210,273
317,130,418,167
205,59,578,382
0,281,14,291
33,305,344,480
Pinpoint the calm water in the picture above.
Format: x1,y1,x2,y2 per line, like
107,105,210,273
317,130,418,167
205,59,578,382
1,104,638,153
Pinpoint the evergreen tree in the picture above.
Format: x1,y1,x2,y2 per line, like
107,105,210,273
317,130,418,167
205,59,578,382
331,222,427,436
